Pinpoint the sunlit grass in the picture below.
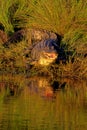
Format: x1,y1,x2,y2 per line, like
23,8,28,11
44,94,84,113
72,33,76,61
0,41,27,73
15,0,87,37
0,0,15,34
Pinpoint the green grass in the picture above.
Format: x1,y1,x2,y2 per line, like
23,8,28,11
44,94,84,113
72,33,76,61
0,0,15,34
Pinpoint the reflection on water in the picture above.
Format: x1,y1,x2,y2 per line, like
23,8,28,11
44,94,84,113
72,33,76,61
27,77,67,100
0,74,87,130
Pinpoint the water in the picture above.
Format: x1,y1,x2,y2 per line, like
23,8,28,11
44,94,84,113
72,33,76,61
0,74,87,130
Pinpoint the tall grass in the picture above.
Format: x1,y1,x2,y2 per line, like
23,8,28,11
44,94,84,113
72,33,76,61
15,0,87,35
0,0,28,34
0,0,15,34
14,0,87,57
0,0,87,45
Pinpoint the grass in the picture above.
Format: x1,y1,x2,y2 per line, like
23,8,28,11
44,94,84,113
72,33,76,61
0,0,87,79
0,0,15,34
0,41,27,73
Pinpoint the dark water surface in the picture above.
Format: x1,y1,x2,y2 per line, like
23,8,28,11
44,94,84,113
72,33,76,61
0,74,87,130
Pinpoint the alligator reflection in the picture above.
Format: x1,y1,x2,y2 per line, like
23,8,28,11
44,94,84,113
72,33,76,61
0,75,87,130
27,76,67,99
52,81,66,91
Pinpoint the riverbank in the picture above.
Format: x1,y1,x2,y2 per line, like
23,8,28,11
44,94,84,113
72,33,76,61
0,0,87,80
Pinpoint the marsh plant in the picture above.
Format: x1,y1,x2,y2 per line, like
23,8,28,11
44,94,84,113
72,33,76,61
0,0,87,79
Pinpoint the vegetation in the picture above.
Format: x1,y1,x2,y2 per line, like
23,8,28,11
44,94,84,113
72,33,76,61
0,0,87,79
